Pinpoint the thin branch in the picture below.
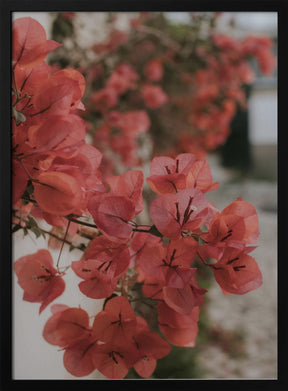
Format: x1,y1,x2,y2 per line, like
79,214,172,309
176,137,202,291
40,228,86,252
66,215,98,229
56,220,71,269
135,24,181,52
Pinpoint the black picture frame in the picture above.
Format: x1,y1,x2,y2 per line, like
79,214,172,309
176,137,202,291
1,1,287,390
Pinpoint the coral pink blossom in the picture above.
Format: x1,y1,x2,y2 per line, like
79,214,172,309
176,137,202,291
142,85,168,109
88,194,135,242
14,250,65,313
150,188,213,239
12,17,61,68
212,247,263,295
72,237,130,298
147,153,218,194
144,59,163,81
158,302,199,347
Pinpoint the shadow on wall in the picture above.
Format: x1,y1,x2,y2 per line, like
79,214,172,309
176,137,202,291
250,144,277,182
220,88,277,183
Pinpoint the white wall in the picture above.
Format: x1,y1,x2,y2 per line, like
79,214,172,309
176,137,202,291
248,87,277,145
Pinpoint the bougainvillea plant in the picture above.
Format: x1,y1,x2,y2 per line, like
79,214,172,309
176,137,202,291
13,16,263,379
48,12,276,172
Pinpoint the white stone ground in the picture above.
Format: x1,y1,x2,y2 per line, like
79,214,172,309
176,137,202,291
197,155,277,379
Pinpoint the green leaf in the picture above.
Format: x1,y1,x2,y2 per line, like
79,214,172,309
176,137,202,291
21,198,30,206
30,225,42,238
148,225,163,238
198,237,206,246
200,224,208,232
12,224,22,234
26,216,38,228
23,181,34,197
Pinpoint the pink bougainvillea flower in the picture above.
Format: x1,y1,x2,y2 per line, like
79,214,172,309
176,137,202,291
133,329,171,378
32,68,85,120
142,84,168,109
147,153,196,194
63,335,98,377
130,231,162,270
51,144,105,202
83,236,129,265
43,305,98,377
241,36,276,75
52,68,86,111
135,315,150,332
256,48,277,75
106,110,150,140
92,296,137,345
157,302,199,347
91,296,170,379
14,249,65,313
211,247,263,295
147,153,218,194
106,170,144,215
46,114,86,152
43,306,91,347
119,111,151,136
138,237,199,284
109,135,138,166
201,213,247,259
106,64,139,95
12,17,61,68
186,159,219,193
72,237,130,298
221,197,259,244
53,143,102,177
211,33,240,51
33,170,84,216
94,109,149,166
201,197,259,259
23,114,86,161
138,238,205,314
72,260,119,299
13,61,51,103
144,58,164,82
148,154,195,178
25,113,87,162
149,188,212,239
92,342,135,379
141,275,164,301
162,271,207,315
91,87,118,112
27,114,74,152
88,194,135,242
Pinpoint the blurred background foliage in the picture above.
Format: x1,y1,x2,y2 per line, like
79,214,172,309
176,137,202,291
48,12,277,177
